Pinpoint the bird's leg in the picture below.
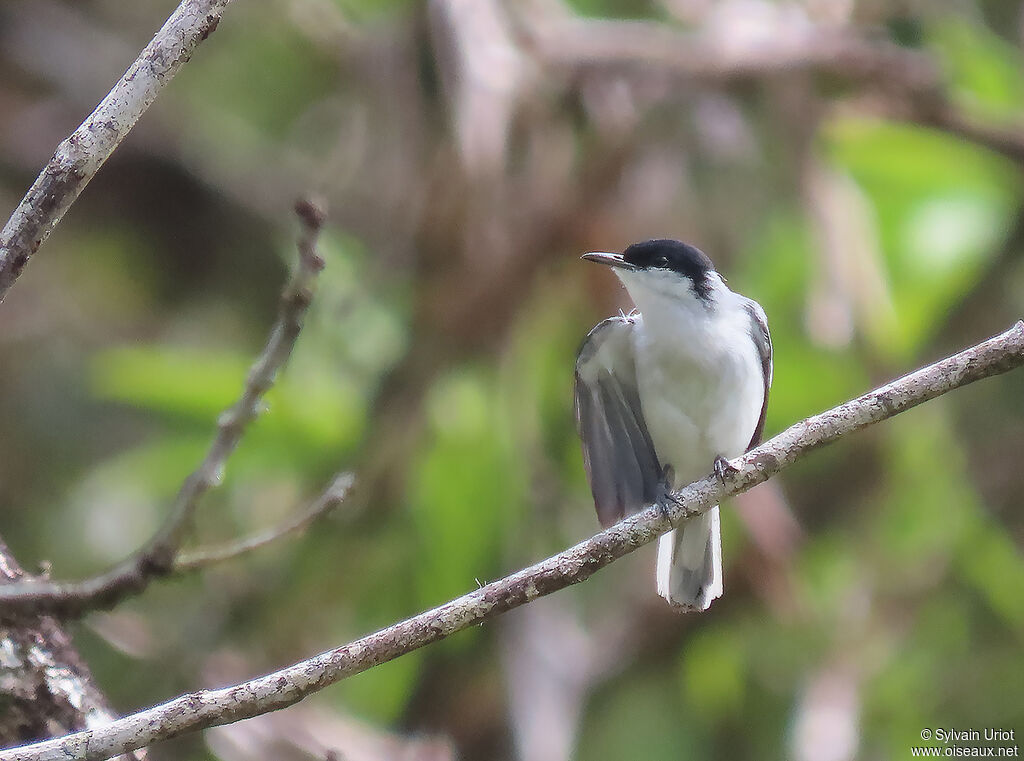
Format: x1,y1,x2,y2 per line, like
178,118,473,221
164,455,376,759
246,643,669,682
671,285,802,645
656,463,680,519
713,455,739,484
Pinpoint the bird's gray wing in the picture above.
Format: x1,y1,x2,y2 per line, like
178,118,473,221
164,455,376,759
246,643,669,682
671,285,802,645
574,314,663,528
743,298,773,450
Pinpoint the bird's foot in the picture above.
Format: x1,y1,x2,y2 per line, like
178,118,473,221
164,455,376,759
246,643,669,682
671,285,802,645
656,464,680,520
713,455,739,484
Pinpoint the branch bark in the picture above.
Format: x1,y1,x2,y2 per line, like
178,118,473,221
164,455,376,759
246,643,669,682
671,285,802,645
0,0,235,302
0,200,327,617
3,320,1022,761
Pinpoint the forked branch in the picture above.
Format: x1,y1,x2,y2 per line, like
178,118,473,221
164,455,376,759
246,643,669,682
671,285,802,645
0,200,329,617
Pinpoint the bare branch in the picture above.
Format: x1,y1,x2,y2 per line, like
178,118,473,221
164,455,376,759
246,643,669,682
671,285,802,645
522,16,1024,168
0,200,327,617
173,473,354,573
0,0,235,302
4,321,1022,761
526,18,939,90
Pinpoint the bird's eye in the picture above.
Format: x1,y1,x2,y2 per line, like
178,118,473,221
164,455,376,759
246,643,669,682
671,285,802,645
656,256,669,267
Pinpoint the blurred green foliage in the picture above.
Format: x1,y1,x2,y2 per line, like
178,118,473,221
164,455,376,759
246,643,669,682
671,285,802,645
826,119,1020,353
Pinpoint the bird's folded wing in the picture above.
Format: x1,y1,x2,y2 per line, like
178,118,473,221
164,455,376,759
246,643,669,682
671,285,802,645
574,315,663,527
743,298,773,450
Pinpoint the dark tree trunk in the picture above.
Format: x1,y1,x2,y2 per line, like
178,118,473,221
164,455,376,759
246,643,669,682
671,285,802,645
0,537,142,759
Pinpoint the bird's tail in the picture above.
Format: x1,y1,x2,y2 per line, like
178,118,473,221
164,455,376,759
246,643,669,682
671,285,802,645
656,506,723,611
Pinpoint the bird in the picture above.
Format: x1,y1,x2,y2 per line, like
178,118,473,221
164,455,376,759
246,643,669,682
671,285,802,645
574,239,772,611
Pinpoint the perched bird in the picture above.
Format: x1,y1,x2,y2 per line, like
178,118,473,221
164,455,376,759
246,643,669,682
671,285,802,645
574,239,772,611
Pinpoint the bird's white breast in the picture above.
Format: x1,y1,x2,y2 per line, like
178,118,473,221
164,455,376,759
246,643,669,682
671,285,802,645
627,280,764,488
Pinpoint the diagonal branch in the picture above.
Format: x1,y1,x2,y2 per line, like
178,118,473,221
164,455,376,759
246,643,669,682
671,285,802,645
172,473,354,573
0,200,327,618
0,0,235,302
3,321,1022,761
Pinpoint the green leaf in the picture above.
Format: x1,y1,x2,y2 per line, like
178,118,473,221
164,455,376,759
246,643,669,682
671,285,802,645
825,118,1021,353
89,344,365,463
90,346,251,421
928,19,1024,117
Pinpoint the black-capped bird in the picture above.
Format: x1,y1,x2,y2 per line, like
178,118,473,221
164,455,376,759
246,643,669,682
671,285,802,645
575,239,772,611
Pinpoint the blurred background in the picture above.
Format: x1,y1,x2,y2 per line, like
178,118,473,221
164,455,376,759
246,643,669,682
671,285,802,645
1,0,1023,759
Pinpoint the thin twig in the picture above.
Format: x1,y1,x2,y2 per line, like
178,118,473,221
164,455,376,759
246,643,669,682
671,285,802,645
173,473,354,573
4,321,1022,761
0,0,235,302
0,200,328,618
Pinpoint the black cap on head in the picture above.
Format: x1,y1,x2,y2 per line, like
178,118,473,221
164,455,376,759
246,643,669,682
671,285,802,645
622,239,715,299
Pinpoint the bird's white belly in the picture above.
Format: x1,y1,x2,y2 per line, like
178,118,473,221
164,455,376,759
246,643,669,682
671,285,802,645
634,325,763,488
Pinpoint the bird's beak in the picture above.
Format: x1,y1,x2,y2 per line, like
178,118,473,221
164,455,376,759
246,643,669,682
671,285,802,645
581,252,636,270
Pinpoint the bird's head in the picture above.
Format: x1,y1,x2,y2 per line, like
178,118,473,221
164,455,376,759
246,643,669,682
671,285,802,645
582,239,717,305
